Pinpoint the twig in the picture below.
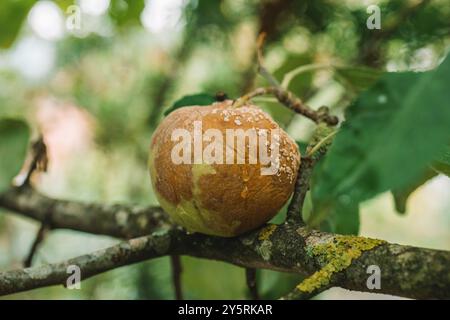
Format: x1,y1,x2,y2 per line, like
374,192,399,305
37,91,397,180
233,87,338,126
214,91,228,102
23,194,55,268
286,123,337,223
245,268,259,300
305,122,337,159
23,224,50,268
281,63,332,89
12,137,52,268
23,204,55,268
256,33,281,87
170,255,183,300
306,130,337,157
13,136,48,187
252,97,278,103
285,157,313,224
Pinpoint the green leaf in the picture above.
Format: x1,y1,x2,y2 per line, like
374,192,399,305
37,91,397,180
0,118,30,192
296,141,308,155
310,55,450,227
323,203,360,235
433,162,450,176
309,159,361,234
432,146,450,176
0,0,35,49
392,145,449,214
163,93,216,116
391,167,437,214
335,66,383,93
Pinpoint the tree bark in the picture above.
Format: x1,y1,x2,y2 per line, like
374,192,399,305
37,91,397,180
1,186,449,299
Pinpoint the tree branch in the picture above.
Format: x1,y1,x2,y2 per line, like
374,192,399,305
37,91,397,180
170,255,183,300
23,223,50,268
256,33,281,88
233,87,338,126
0,186,169,239
245,268,259,300
1,187,449,299
281,283,333,300
286,123,337,223
0,232,172,296
285,157,314,224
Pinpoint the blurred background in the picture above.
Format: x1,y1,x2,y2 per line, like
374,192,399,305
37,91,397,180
0,0,449,299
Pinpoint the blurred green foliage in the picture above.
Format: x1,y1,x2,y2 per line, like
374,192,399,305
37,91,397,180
109,0,145,27
0,0,35,48
0,119,29,192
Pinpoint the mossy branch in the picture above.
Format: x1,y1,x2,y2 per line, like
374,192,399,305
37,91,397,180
0,186,170,239
0,232,172,296
1,187,449,299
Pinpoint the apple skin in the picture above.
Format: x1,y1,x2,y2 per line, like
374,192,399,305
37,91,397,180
149,100,300,237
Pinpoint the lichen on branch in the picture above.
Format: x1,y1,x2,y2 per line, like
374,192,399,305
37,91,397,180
0,187,449,300
293,236,386,298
